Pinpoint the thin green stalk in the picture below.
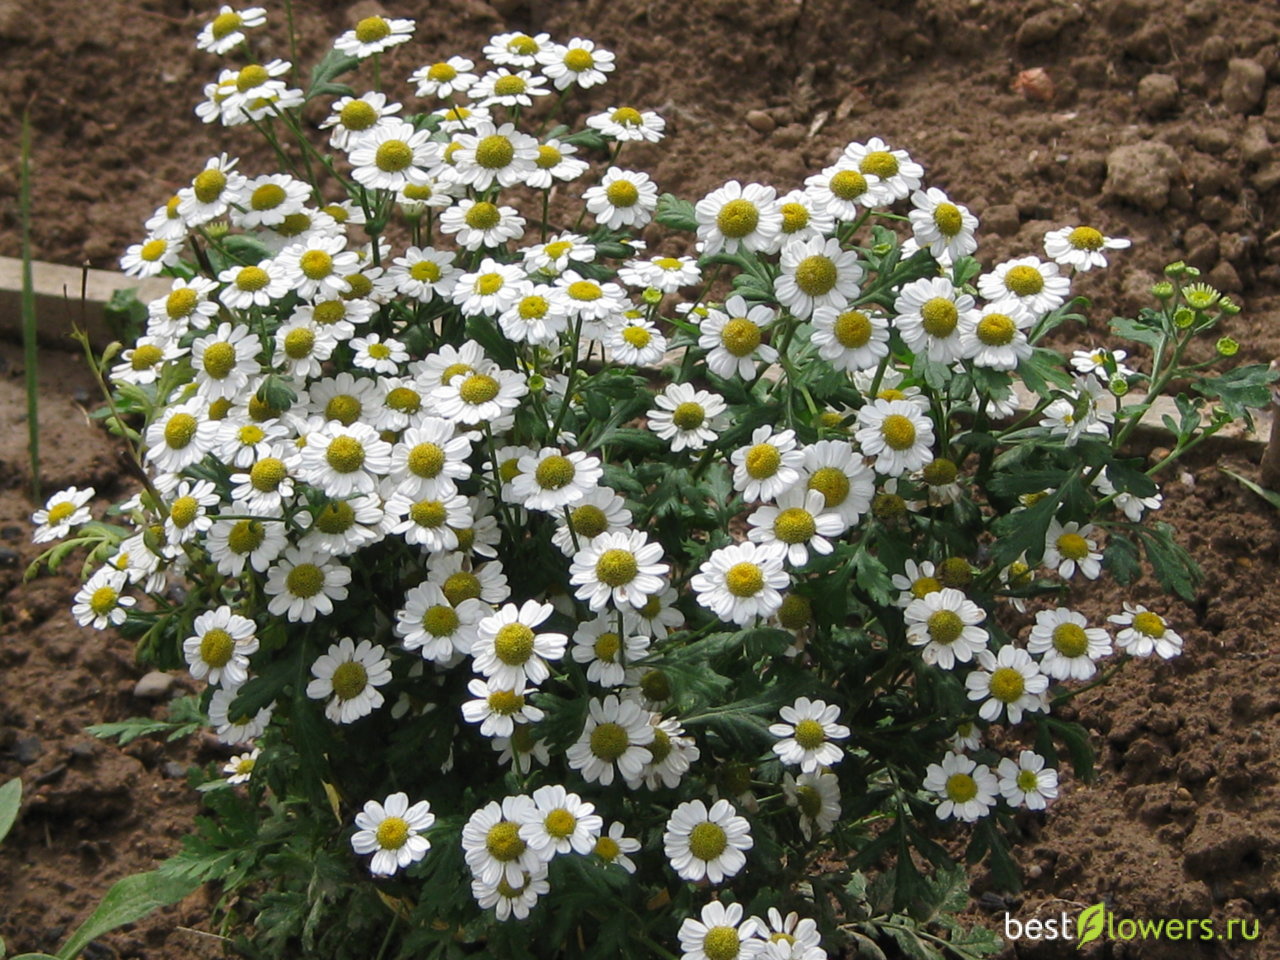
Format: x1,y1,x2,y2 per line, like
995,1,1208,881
20,107,39,500
283,0,299,69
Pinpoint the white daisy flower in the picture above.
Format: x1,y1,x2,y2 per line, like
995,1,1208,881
409,56,477,98
492,724,551,775
679,901,764,960
178,153,246,226
222,746,260,786
997,750,1059,811
384,488,471,552
334,15,414,58
948,721,982,753
31,486,94,543
215,417,289,470
551,271,627,329
695,180,780,256
619,254,700,292
965,646,1049,724
387,420,471,500
452,259,527,319
348,120,434,191
120,235,182,278
439,198,527,250
272,313,336,378
471,868,549,922
1038,373,1115,446
428,554,510,607
191,322,260,402
768,189,835,251
803,162,880,221
298,421,392,498
1042,519,1103,580
431,102,492,133
536,37,615,90
276,235,358,300
143,193,187,241
524,138,589,190
147,276,219,337
228,457,296,517
218,259,291,311
1044,225,1131,271
208,686,274,744
774,236,864,320
855,398,935,477
551,486,633,556
305,637,392,724
395,581,486,662
587,105,665,143
461,795,544,888
183,606,258,688
498,282,570,345
622,585,686,640
569,529,669,612
387,246,460,301
961,300,1034,371
691,541,789,626
571,617,651,688
663,798,753,885
904,587,988,669
72,568,136,629
769,697,850,772
1108,603,1183,659
206,510,288,576
978,256,1071,317
907,187,979,263
608,317,668,366
451,121,539,190
891,559,942,609
522,232,595,276
519,784,602,859
483,30,552,67
1092,469,1162,523
197,5,267,55
842,136,924,204
462,677,544,738
264,547,351,623
511,448,602,513
647,384,727,452
699,296,779,379
472,600,567,688
351,792,434,876
349,333,407,375
633,715,700,790
299,494,385,557
1026,607,1112,680
810,306,890,373
782,771,841,841
1070,347,1136,378
471,68,549,108
893,276,976,365
163,480,220,546
923,752,998,822
583,167,659,231
566,694,654,786
800,440,874,528
730,425,803,502
145,401,220,474
593,822,640,873
748,488,846,567
319,92,403,152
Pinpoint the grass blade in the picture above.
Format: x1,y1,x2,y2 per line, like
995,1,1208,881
20,105,40,501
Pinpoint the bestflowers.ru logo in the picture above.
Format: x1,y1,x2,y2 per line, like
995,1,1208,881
1002,903,1262,946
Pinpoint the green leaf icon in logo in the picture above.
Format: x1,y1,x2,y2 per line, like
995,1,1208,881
1077,902,1107,948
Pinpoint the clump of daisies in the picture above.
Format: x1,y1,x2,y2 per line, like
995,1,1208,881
32,7,1272,960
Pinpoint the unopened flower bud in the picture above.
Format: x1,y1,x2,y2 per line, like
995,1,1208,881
1216,337,1239,357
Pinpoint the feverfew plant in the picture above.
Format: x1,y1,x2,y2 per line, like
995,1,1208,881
28,7,1276,960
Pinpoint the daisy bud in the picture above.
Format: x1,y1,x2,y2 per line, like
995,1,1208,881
1109,376,1130,397
1216,337,1239,357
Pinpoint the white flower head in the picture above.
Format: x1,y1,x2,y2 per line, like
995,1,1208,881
565,694,654,786
855,398,935,477
1044,225,1131,271
569,529,669,612
32,486,94,543
647,384,728,452
183,606,258,687
699,296,779,380
1042,519,1103,580
1108,603,1183,659
965,645,1049,724
461,795,543,888
519,784,602,859
1026,607,1112,680
583,167,659,231
775,236,864,320
782,771,841,842
907,187,979,263
305,638,392,724
923,752,998,822
731,425,803,502
222,746,260,786
695,180,781,256
72,568,136,629
692,541,789,626
748,488,847,567
472,600,567,688
979,256,1071,316
996,750,1059,811
335,15,414,59
904,587,988,669
462,676,544,738
663,798,754,884
351,792,434,876
197,5,267,55
679,901,764,960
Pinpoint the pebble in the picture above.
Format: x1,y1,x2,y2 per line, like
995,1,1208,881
1209,260,1242,292
1103,140,1181,211
982,203,1020,237
1251,160,1280,193
68,741,97,761
1015,9,1067,46
1137,73,1180,117
1027,864,1043,879
1242,118,1272,164
1222,58,1267,113
132,670,175,700
13,735,42,765
162,761,189,779
0,549,18,568
771,124,805,148
745,110,775,134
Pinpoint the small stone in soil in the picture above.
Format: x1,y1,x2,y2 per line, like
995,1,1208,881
13,735,42,764
1222,58,1267,114
132,670,175,700
68,741,97,760
162,761,189,779
1137,73,1180,117
34,763,68,786
0,548,18,568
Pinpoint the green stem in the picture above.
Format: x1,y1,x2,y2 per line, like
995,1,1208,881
19,107,38,500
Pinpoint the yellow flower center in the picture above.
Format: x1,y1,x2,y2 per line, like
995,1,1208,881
237,424,265,447
594,835,620,860
716,198,759,238
194,168,228,203
796,784,823,819
774,507,816,544
564,47,594,71
276,212,311,237
354,16,391,43
402,443,443,479
517,295,549,320
250,457,286,492
589,721,629,761
927,609,964,645
330,660,368,700
793,717,826,750
409,260,441,283
375,816,410,850
314,501,355,535
459,374,500,405
567,280,602,301
485,821,526,861
933,202,963,237
1052,622,1089,657
139,239,167,262
595,549,638,587
475,134,515,169
284,327,315,359
745,442,781,479
1005,265,1044,296
534,454,575,490
421,604,459,636
166,287,199,319
977,313,1016,347
880,413,917,451
164,413,198,449
1055,532,1088,560
325,435,366,473
703,928,740,960
314,301,348,325
443,571,482,605
400,185,432,204
339,99,378,132
427,61,457,82
1016,769,1041,792
833,310,872,347
989,666,1025,703
860,150,899,179
210,11,243,39
688,822,728,861
672,402,705,431
1068,226,1105,251
227,519,265,554
570,504,609,538
167,496,198,528
779,201,810,234
793,255,837,296
130,344,165,370
544,808,577,838
610,106,643,126
614,325,648,349
830,169,868,201
945,772,977,803
235,266,270,292
720,317,762,357
492,75,526,97
777,593,812,630
920,297,958,338
476,273,506,297
1133,611,1165,637
507,34,537,55
200,628,236,668
640,668,671,701
725,561,765,598
488,688,526,715
606,179,640,207
465,201,502,230
300,249,334,281
410,500,448,528
805,467,849,509
202,342,236,379
494,623,535,665
89,585,119,616
375,140,413,173
286,563,325,598
325,395,362,425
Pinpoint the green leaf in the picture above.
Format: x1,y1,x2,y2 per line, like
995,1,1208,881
1016,347,1073,397
0,778,19,845
1076,902,1108,947
219,234,271,266
1103,533,1141,586
988,481,1065,569
306,48,360,102
56,871,199,960
1193,363,1278,423
103,288,147,342
1109,315,1164,351
1221,467,1280,510
1136,520,1201,602
655,193,698,232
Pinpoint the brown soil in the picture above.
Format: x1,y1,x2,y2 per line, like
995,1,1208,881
2,0,1280,958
